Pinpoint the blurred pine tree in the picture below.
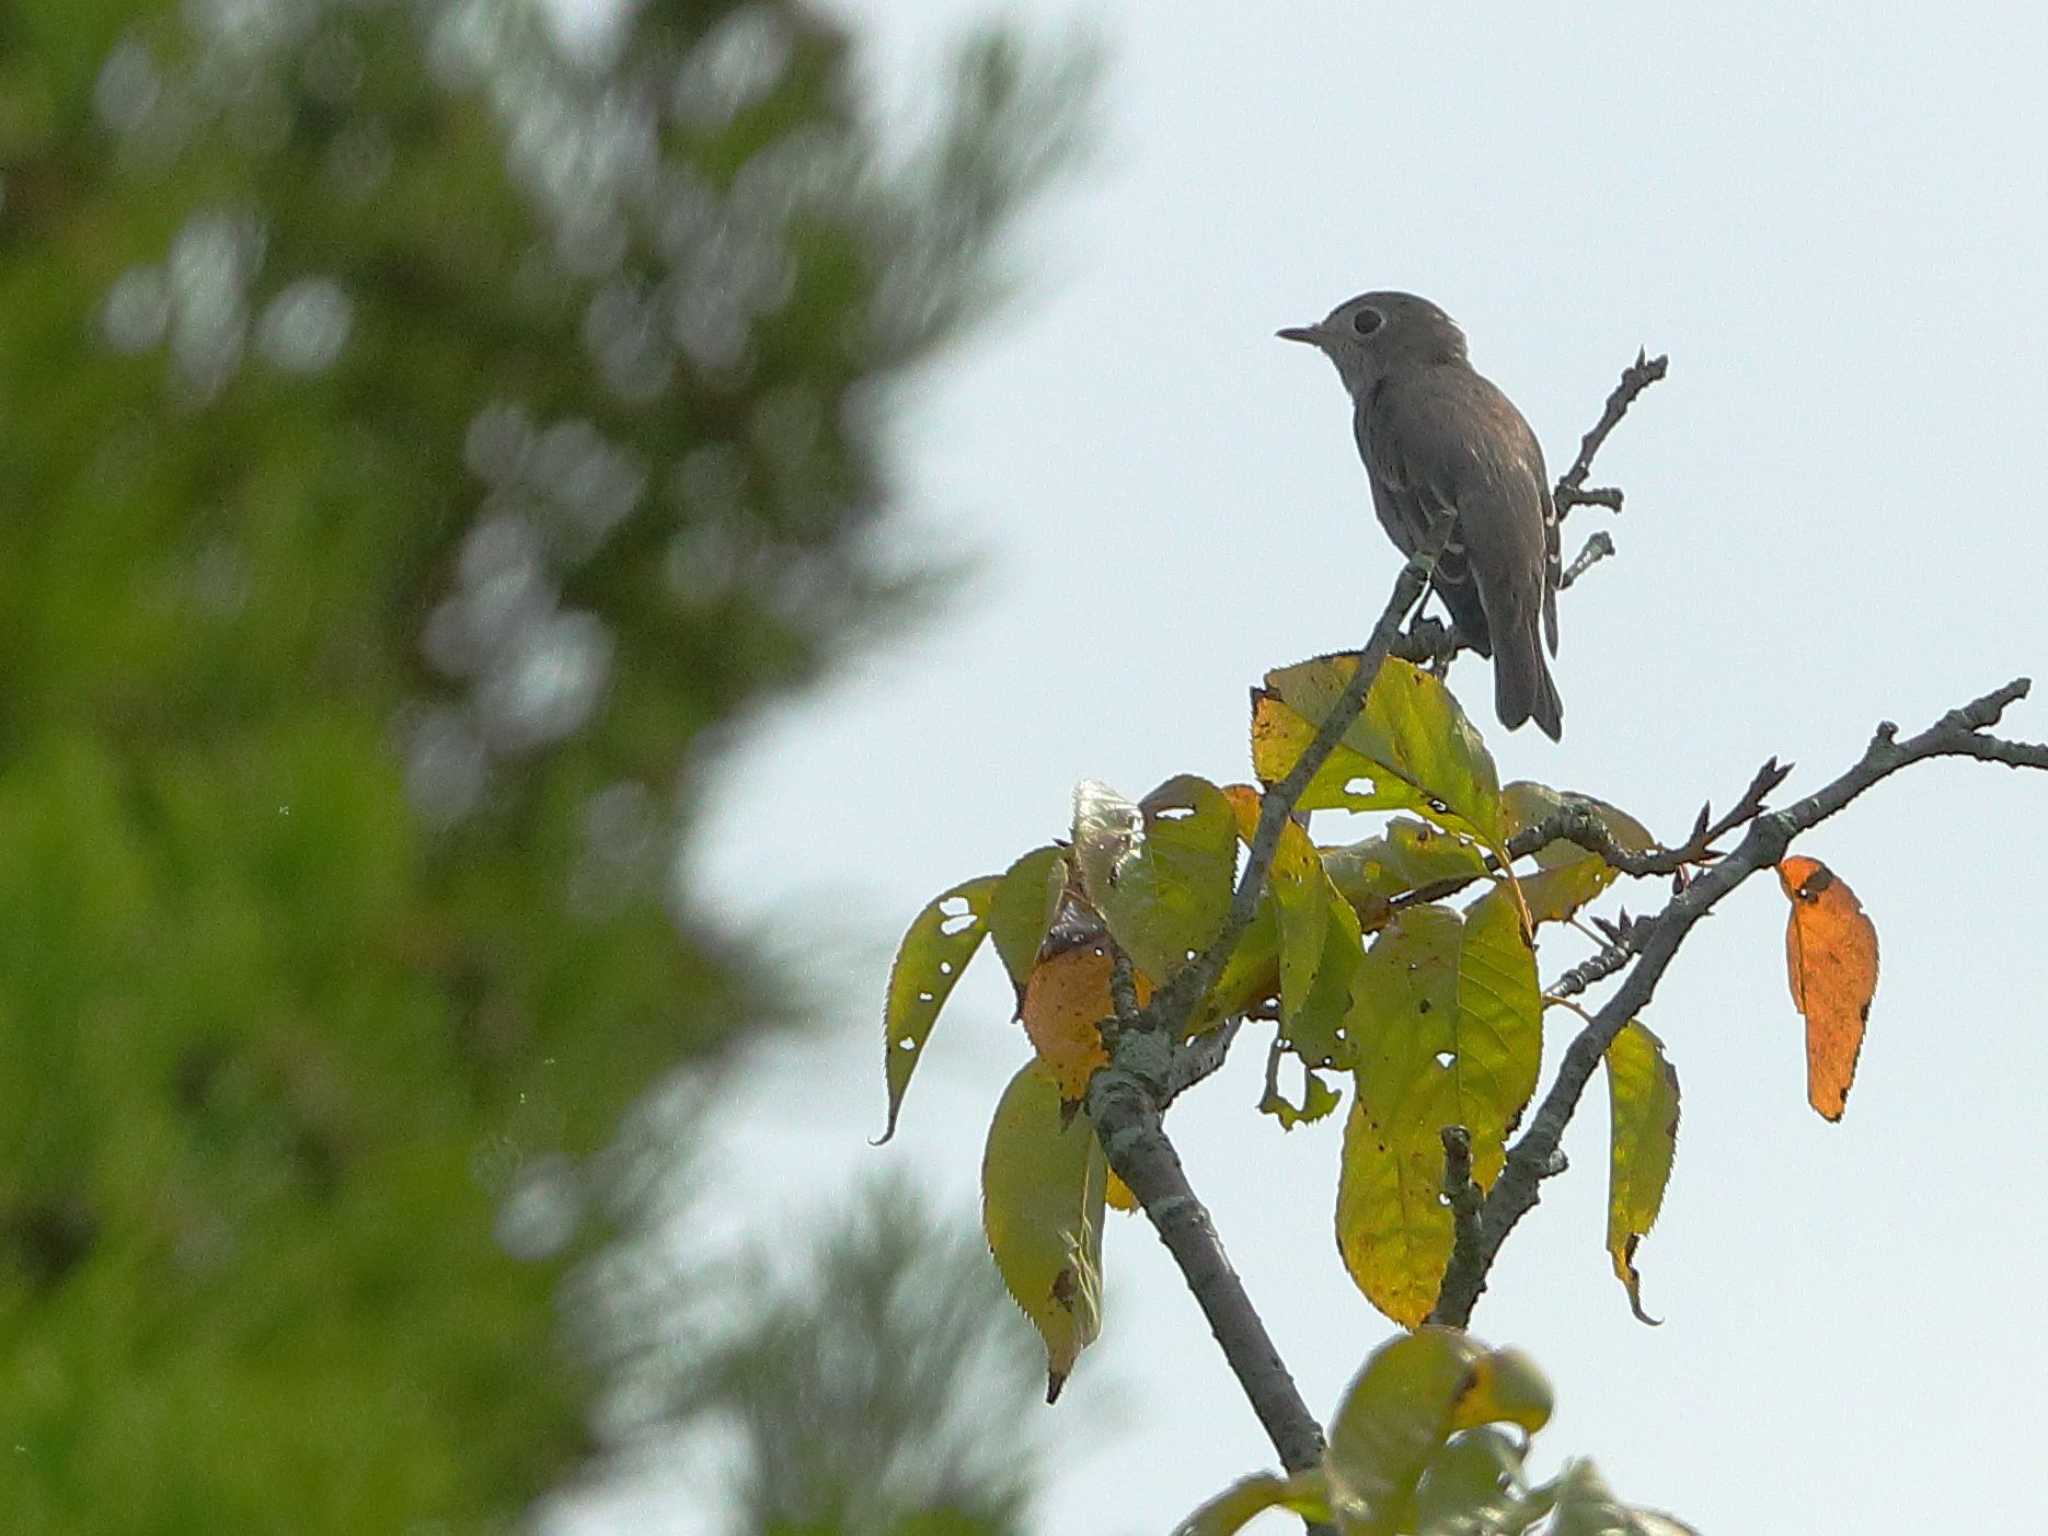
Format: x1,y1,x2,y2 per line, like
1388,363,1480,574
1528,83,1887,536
0,2,1085,1530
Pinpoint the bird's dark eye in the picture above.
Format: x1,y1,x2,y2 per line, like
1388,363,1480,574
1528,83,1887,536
1351,307,1384,337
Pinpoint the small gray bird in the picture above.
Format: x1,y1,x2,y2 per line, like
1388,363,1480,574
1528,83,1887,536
1280,291,1563,740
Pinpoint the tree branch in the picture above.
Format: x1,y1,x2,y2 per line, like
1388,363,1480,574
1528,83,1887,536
1557,530,1616,591
1165,1016,1242,1102
1433,1126,1486,1320
1429,678,2047,1326
1545,916,1645,1001
1390,751,1795,918
1087,1063,1330,1477
1395,350,1664,671
1076,349,1668,1493
1143,542,1440,1036
1554,349,1668,519
1082,546,1439,1491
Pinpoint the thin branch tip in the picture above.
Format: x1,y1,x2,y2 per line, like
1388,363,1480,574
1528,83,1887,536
1436,676,2048,1328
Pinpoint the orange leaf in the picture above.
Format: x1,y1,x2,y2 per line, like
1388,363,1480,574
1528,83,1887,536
1777,855,1879,1121
1020,936,1153,1102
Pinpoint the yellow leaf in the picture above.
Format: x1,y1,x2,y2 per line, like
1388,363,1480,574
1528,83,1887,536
1605,1020,1679,1325
1336,895,1540,1327
879,875,999,1142
981,1062,1108,1403
1018,934,1153,1103
1253,654,1504,847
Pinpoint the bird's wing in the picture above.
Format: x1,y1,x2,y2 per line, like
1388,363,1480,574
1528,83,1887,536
1370,369,1552,636
1357,388,1451,559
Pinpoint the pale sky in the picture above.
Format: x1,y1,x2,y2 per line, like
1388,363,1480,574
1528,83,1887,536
560,3,2048,1532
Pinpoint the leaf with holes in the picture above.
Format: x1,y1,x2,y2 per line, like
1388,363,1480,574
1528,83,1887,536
1260,1064,1343,1129
1323,818,1490,930
981,1061,1108,1404
1223,784,1363,1068
1019,932,1153,1103
1335,892,1542,1327
988,843,1067,1004
1605,1020,1679,1325
1253,654,1504,847
879,874,1000,1142
1071,775,1236,985
1778,855,1879,1121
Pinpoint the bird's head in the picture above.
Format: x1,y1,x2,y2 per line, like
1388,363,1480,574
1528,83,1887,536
1278,290,1468,394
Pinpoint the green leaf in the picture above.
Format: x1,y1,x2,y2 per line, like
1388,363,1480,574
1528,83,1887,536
1072,775,1236,983
1323,1328,1481,1535
980,1061,1108,1404
1260,1064,1343,1129
1326,1331,1555,1536
1323,817,1491,928
1205,897,1281,1026
988,844,1067,1002
1501,784,1655,860
1605,1020,1680,1326
1501,783,1656,926
1535,1460,1692,1536
1225,785,1363,1067
880,874,1001,1142
1254,655,1504,847
1450,1346,1553,1436
1516,858,1618,928
1336,892,1542,1326
1414,1428,1534,1536
1172,1470,1332,1536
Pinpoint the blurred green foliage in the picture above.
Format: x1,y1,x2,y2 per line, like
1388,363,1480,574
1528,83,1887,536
0,0,1083,1530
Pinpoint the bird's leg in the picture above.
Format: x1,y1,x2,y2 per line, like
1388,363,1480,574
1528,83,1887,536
1420,589,1456,679
1419,505,1462,678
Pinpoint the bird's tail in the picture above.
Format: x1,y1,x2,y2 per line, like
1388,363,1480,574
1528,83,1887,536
1494,626,1563,741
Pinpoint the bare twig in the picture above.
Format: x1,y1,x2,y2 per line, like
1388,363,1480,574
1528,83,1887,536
1557,530,1616,590
1391,752,1795,918
1555,349,1669,519
1545,917,1645,1001
1165,1017,1243,1102
1430,678,2048,1327
1557,757,1795,878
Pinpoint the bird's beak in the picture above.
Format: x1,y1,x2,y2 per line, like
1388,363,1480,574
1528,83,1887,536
1276,324,1325,346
